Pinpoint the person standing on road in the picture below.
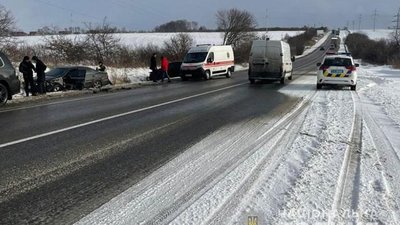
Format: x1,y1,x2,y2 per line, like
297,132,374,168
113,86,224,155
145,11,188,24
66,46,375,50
97,61,106,72
19,56,36,97
32,56,47,95
161,56,171,82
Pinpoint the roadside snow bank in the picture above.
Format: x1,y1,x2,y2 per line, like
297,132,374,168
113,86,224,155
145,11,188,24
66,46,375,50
357,64,400,126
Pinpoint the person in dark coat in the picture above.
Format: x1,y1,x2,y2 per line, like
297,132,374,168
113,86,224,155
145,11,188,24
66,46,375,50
97,61,106,72
32,56,47,94
19,56,36,96
160,56,171,82
150,53,157,72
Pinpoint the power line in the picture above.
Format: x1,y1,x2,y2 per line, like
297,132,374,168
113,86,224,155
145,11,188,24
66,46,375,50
36,0,99,21
37,0,121,27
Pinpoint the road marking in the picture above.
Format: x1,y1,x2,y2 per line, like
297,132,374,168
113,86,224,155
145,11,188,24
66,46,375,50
0,83,246,148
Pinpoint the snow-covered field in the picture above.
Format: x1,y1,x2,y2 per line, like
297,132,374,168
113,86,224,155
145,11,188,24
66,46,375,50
348,29,394,40
15,31,304,48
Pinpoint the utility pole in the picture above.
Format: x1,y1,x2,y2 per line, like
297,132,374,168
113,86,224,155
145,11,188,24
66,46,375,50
352,20,355,31
358,14,362,30
373,9,377,32
393,8,400,46
265,9,269,39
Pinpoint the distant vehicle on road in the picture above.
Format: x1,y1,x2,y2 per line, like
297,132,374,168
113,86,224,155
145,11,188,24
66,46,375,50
180,45,235,80
316,55,359,90
326,47,337,55
0,51,20,105
46,66,111,92
248,40,294,84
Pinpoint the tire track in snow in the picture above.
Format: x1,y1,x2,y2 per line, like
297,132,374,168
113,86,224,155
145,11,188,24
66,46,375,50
359,92,400,224
268,89,355,224
76,92,315,225
204,95,314,225
329,91,363,223
148,94,315,225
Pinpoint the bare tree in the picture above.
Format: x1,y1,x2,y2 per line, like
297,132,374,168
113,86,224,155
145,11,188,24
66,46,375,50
85,17,121,63
0,4,16,49
216,8,257,47
163,33,193,61
44,33,89,64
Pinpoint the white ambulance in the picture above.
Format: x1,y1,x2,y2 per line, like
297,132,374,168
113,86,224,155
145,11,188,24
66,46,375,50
180,45,235,80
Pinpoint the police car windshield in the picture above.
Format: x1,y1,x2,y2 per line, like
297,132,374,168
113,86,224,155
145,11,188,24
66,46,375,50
183,52,208,63
323,58,352,67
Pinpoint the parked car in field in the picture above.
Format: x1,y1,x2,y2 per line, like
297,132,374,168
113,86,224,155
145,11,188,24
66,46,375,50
0,51,20,105
316,55,359,90
46,66,111,92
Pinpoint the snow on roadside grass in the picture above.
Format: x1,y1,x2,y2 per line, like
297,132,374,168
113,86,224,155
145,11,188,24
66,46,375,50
357,65,400,128
107,64,249,84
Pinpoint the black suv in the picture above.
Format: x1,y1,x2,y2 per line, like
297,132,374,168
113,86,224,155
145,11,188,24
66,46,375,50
0,51,20,105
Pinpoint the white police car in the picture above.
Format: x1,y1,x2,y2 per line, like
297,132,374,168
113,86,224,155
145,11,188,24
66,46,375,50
316,55,359,90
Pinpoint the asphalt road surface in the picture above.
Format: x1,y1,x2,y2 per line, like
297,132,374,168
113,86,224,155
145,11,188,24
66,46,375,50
0,36,332,224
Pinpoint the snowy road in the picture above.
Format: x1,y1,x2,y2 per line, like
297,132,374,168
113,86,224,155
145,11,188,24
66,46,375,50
2,33,400,224
76,65,400,225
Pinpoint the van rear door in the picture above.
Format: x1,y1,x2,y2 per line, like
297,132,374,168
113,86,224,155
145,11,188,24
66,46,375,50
250,42,266,73
265,45,282,74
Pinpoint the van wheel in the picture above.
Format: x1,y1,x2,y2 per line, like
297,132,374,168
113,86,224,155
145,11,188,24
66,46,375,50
249,79,255,84
351,85,356,91
226,69,232,78
280,77,285,84
204,71,211,80
317,84,322,89
288,72,293,80
0,83,9,106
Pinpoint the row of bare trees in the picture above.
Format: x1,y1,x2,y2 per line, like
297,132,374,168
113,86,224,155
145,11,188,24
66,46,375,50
346,32,400,67
1,2,257,66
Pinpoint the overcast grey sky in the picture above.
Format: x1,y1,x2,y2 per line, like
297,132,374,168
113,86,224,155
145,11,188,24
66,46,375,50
2,0,399,31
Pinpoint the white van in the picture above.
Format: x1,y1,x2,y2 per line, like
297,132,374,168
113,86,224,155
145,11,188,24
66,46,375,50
180,45,235,80
248,40,294,84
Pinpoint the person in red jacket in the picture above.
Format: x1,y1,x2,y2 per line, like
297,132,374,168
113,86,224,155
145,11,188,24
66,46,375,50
160,56,171,82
